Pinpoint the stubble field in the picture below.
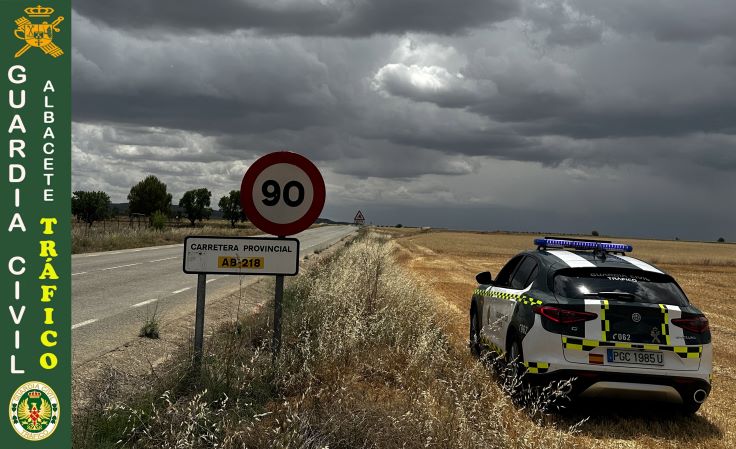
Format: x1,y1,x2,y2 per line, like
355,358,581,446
391,230,736,449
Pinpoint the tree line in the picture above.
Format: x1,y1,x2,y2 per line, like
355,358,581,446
72,175,246,228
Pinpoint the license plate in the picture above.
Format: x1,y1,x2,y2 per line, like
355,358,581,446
607,349,663,366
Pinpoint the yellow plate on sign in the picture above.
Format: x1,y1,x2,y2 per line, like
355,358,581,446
218,256,265,269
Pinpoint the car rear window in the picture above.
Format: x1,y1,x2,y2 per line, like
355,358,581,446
553,269,689,306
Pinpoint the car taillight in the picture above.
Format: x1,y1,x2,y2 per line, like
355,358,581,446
671,315,709,333
532,305,598,324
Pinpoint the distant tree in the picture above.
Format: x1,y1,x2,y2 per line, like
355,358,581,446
218,190,247,228
592,230,599,236
71,190,111,227
718,237,726,243
675,237,680,241
128,175,172,218
396,224,403,228
179,188,212,226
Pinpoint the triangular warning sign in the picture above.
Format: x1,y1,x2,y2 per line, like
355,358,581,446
354,210,365,221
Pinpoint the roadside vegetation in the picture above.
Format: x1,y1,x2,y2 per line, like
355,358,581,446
73,232,580,448
138,306,161,339
72,220,261,254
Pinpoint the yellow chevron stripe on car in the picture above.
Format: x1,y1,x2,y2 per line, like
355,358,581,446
473,289,542,306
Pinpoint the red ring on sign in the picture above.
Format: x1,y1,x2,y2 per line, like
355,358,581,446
240,151,326,236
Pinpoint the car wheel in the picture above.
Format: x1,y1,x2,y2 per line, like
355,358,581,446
469,306,481,357
507,338,525,379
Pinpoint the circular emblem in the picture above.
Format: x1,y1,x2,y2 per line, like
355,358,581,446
8,381,59,441
632,313,642,323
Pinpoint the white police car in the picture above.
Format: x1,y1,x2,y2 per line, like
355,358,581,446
469,238,712,413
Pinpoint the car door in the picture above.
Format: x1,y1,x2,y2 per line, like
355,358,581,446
483,255,523,349
490,256,539,349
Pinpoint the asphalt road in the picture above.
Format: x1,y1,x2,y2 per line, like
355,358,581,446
71,225,356,365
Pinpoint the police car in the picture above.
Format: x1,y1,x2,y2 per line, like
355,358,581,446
469,237,712,413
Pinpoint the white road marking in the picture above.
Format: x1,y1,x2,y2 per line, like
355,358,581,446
101,263,141,271
72,272,87,276
172,287,191,294
206,278,218,283
131,298,158,308
72,319,97,329
73,243,184,258
149,256,178,263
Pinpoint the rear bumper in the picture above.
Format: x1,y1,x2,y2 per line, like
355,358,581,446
527,369,711,403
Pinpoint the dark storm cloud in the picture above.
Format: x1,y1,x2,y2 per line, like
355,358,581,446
72,0,519,36
573,0,736,42
522,0,604,47
72,16,338,134
71,2,736,240
373,33,736,144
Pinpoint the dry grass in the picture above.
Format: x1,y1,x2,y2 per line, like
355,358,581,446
73,232,584,448
390,230,736,449
72,220,261,254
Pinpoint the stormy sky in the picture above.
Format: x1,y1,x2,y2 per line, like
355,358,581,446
71,0,736,240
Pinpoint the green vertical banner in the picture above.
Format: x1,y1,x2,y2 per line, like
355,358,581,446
2,0,71,448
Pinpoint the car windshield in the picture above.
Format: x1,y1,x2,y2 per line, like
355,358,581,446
553,269,689,306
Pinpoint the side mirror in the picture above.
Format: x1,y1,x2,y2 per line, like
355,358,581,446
476,271,493,285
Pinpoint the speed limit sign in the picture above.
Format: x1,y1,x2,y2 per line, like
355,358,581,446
240,151,326,236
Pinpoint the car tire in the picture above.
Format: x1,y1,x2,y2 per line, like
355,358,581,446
469,306,481,357
507,337,525,379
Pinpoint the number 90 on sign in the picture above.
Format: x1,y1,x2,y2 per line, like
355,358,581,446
218,256,264,269
252,163,315,226
261,180,304,207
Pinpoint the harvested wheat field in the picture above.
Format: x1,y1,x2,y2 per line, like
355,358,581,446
391,230,736,449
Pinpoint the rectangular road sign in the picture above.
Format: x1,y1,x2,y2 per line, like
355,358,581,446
183,236,300,275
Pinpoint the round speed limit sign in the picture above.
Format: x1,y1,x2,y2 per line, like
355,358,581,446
240,151,326,236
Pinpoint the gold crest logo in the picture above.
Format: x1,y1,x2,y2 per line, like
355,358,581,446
13,5,64,58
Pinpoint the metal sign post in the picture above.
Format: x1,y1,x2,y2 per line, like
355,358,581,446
193,273,206,370
272,235,286,361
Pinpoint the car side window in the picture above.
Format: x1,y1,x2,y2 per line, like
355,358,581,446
494,255,523,288
510,257,538,290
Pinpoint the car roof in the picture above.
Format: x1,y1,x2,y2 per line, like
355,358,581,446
522,248,667,275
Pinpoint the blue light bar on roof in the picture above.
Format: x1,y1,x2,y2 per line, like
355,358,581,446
534,238,633,253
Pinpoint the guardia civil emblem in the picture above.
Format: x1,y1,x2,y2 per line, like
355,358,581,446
13,5,65,58
9,381,59,441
